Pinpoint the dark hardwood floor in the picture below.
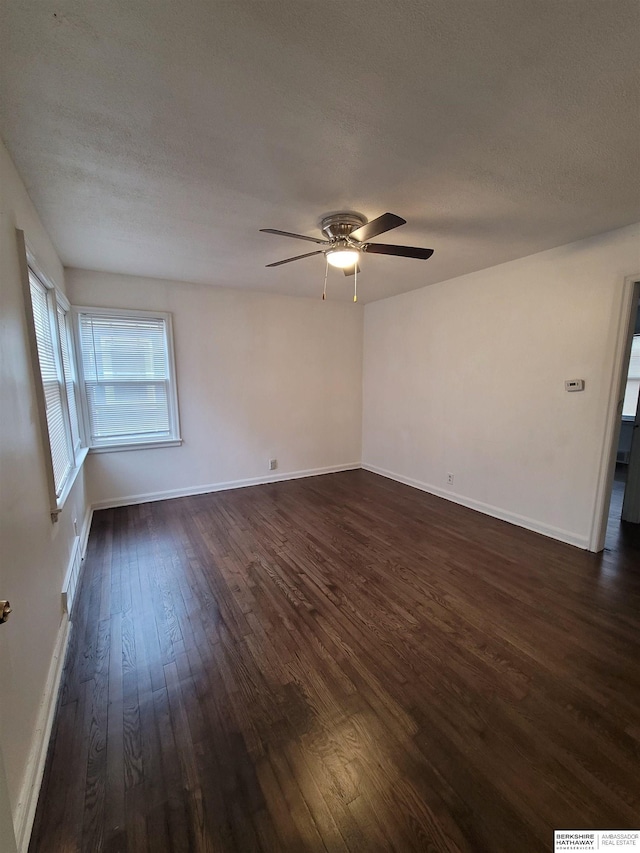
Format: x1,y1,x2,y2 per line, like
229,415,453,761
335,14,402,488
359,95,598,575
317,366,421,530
30,470,640,852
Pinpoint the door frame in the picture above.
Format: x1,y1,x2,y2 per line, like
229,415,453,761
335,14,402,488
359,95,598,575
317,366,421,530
621,325,640,522
589,275,640,551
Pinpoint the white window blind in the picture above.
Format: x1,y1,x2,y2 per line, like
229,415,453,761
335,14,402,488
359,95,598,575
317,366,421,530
76,311,180,448
29,272,74,496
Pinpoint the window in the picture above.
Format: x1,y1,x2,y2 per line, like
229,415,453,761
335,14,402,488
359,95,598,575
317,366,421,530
622,335,640,419
24,258,84,518
74,308,181,450
57,301,81,453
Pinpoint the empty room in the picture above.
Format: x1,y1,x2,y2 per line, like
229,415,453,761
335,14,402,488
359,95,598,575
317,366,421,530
1,2,639,851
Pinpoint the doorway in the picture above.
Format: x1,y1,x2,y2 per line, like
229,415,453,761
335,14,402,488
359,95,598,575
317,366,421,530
596,279,640,552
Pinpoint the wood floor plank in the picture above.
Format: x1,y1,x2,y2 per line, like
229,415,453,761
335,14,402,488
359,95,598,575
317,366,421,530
30,470,640,852
81,617,111,852
105,611,125,844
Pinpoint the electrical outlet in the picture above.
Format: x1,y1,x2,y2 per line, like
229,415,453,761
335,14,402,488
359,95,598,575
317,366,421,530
269,458,278,471
447,472,454,485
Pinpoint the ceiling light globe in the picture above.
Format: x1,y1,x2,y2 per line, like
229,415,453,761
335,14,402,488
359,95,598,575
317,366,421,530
326,248,360,269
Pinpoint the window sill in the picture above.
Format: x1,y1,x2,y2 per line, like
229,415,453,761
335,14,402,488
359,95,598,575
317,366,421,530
89,438,183,454
51,447,89,522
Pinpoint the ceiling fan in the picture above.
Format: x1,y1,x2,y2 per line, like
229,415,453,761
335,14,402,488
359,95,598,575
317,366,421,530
260,212,434,300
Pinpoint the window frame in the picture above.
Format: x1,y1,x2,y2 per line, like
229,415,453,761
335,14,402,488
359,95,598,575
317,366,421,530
19,232,87,521
56,294,83,454
72,306,182,453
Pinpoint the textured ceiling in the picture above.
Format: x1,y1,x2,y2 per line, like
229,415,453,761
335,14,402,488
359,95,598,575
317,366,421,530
1,1,639,302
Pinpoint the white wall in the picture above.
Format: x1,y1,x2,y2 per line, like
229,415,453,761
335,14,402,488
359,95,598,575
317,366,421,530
66,269,363,507
0,140,89,848
362,224,640,548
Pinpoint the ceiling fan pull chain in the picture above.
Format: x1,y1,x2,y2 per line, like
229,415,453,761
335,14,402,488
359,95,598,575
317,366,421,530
353,263,358,303
322,255,328,300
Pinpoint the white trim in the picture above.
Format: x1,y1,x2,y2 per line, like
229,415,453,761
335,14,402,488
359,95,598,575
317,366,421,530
588,274,640,552
23,243,62,294
53,447,89,521
89,438,183,454
90,463,361,510
13,617,70,853
363,464,590,550
79,504,93,560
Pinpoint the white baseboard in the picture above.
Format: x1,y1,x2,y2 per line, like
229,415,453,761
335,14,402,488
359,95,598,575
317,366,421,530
90,463,361,510
363,463,589,550
14,616,70,853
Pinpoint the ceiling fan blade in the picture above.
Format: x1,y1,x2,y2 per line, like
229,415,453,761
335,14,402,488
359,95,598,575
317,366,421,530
349,213,406,242
266,250,323,267
364,243,434,260
260,228,329,245
343,263,360,276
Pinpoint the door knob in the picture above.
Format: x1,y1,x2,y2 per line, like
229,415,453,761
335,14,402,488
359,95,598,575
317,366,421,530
0,601,11,624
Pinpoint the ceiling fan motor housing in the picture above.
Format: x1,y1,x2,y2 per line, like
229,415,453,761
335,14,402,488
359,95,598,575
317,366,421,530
320,213,366,242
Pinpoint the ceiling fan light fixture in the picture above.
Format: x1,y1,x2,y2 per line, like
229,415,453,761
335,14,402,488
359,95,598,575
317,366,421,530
326,247,360,269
